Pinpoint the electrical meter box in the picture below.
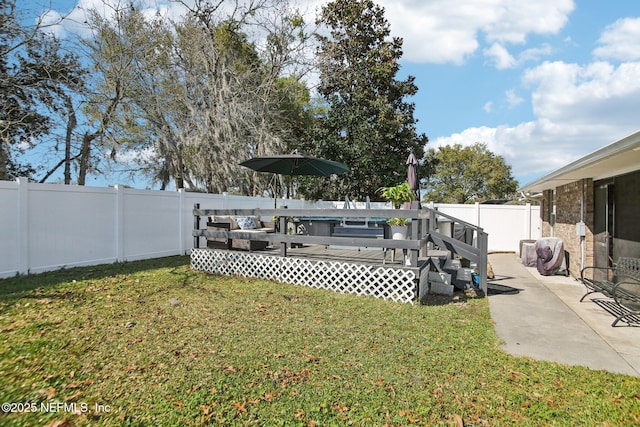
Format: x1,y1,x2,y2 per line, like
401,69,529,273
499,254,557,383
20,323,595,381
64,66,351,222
576,221,586,237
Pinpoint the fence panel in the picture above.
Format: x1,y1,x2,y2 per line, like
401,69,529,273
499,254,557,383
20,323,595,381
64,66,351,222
26,183,118,274
0,181,20,277
121,188,182,260
476,204,539,252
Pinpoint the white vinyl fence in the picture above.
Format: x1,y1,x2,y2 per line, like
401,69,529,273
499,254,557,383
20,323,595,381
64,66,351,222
0,179,540,279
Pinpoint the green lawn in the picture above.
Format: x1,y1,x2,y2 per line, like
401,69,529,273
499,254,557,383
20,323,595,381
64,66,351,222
1,256,638,426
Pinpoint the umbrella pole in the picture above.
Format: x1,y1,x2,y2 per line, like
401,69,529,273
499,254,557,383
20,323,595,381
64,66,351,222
271,174,277,208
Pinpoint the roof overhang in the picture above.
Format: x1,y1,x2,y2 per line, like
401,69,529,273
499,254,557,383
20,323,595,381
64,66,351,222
519,130,640,194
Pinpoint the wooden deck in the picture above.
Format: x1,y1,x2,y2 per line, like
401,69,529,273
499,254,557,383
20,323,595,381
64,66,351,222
192,206,489,297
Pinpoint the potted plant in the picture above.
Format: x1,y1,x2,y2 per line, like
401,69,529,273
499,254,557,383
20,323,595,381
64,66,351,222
378,183,415,240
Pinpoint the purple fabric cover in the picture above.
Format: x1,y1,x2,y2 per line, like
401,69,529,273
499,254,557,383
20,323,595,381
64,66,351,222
536,246,553,263
535,238,568,276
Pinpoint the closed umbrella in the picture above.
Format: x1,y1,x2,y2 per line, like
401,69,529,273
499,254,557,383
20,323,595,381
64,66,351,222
407,152,420,204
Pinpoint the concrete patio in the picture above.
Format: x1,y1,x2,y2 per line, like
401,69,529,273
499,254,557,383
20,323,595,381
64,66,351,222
488,253,639,377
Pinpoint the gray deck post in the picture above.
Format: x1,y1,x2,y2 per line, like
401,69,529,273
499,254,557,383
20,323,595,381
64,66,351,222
410,215,419,267
280,215,288,257
420,216,428,258
193,203,200,249
477,230,488,295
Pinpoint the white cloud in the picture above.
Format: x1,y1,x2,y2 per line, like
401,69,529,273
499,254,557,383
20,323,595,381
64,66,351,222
593,17,640,61
484,43,516,69
483,101,493,113
518,43,553,63
505,89,523,108
523,60,640,126
383,0,488,64
484,43,553,69
114,146,157,165
481,0,574,44
381,0,574,64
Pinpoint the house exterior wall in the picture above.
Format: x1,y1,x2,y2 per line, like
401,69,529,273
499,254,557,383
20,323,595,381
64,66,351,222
540,180,594,278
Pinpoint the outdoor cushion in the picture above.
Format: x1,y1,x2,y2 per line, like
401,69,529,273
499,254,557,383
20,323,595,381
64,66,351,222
211,215,238,229
229,229,268,235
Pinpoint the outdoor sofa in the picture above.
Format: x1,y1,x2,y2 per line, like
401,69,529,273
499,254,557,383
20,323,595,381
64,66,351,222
206,215,275,251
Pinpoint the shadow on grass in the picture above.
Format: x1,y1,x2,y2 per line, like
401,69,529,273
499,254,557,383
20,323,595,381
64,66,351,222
0,255,192,300
419,288,484,306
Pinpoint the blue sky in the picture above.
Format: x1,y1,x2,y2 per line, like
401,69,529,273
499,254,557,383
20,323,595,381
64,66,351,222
31,0,640,189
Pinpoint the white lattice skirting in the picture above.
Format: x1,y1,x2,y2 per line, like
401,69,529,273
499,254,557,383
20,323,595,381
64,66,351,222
191,249,416,303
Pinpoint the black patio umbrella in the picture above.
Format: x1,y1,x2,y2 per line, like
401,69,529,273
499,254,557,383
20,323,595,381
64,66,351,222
240,153,349,206
240,153,349,176
406,152,420,203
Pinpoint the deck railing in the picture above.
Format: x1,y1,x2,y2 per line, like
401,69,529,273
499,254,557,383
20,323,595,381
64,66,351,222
192,205,488,295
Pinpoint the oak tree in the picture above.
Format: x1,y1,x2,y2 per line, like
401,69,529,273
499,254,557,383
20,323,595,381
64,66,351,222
423,143,519,203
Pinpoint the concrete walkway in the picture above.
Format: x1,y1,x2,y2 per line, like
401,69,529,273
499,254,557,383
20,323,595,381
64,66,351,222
488,253,639,377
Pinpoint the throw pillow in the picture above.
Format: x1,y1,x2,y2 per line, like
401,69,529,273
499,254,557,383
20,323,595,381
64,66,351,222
236,217,257,230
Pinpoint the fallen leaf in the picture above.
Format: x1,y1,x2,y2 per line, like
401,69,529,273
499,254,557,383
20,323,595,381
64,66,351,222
453,414,464,427
262,393,275,402
294,411,306,418
65,379,94,389
44,419,73,427
508,370,529,381
46,387,56,400
332,404,348,413
64,391,83,402
233,401,247,413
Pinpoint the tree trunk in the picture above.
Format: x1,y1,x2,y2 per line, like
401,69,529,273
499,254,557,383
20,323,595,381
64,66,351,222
77,132,93,186
0,143,9,181
174,154,184,190
63,95,77,185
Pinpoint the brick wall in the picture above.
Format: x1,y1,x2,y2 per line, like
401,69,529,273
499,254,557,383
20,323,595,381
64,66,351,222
549,180,594,278
540,190,553,237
